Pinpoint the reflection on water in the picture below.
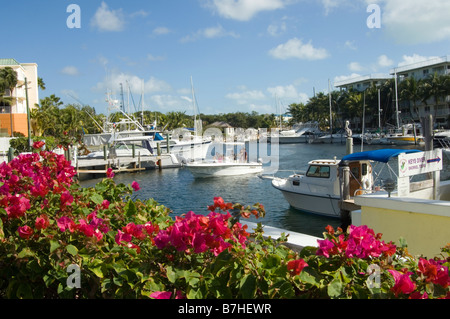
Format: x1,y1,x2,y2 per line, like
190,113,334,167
80,142,449,238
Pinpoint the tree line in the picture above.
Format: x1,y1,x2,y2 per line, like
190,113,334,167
288,73,450,133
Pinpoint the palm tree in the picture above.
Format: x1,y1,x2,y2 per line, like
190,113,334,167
399,77,422,119
0,67,18,136
31,95,63,136
420,73,449,120
37,77,46,90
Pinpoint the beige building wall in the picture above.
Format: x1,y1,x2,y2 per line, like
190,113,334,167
0,59,39,136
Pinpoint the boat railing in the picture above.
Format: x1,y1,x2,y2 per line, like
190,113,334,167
257,170,306,180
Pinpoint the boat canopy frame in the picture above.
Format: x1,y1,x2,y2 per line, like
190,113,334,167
341,148,422,191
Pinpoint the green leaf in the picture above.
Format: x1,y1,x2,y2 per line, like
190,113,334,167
262,254,281,269
90,266,104,278
125,200,137,217
16,283,33,299
90,193,104,205
240,274,256,299
299,268,320,287
66,245,78,256
166,266,177,284
50,240,61,253
328,277,343,298
17,248,35,259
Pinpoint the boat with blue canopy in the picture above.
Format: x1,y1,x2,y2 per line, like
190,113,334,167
270,148,422,218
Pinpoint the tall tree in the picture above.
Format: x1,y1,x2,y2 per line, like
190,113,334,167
399,77,421,119
0,67,18,136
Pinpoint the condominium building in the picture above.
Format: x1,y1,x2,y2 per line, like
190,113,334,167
390,55,450,127
0,58,39,137
334,74,391,93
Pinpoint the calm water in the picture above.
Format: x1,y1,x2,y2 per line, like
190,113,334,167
80,142,449,238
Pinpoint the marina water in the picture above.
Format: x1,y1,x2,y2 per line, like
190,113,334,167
80,142,449,238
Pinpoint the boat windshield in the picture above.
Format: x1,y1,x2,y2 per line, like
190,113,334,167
306,165,330,178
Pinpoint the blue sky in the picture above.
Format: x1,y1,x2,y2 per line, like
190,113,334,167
4,0,450,116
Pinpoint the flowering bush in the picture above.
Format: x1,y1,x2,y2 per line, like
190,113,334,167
0,147,449,299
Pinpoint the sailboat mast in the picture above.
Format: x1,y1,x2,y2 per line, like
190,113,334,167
191,76,198,136
394,71,400,129
328,79,333,142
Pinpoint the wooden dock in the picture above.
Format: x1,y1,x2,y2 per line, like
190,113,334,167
74,153,182,179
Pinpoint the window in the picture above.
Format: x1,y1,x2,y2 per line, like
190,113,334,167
306,165,330,178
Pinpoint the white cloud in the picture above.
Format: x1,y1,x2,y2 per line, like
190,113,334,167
321,0,341,15
377,54,394,68
397,54,439,67
181,24,239,42
206,0,286,21
91,2,125,32
61,66,79,76
93,70,172,98
147,54,166,62
344,40,357,50
269,38,329,60
152,27,171,36
267,84,307,102
348,62,365,72
381,0,450,44
267,21,287,36
226,89,266,105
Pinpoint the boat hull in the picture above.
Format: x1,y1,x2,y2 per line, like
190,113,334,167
185,162,263,178
272,178,341,217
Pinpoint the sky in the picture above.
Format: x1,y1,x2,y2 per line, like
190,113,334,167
4,0,450,117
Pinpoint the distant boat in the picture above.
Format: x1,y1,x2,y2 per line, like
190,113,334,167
384,124,424,145
269,149,421,217
84,135,155,158
158,135,212,164
185,160,263,178
311,131,347,144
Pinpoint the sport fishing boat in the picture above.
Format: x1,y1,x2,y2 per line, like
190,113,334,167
270,149,420,217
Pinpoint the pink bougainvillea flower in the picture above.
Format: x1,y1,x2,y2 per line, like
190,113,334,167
410,291,429,299
18,225,34,240
150,291,172,299
287,259,309,276
60,191,74,206
115,230,132,246
57,216,76,233
101,199,110,209
418,258,438,283
32,141,45,149
5,195,30,219
106,168,115,178
35,214,50,230
388,269,416,297
131,181,140,191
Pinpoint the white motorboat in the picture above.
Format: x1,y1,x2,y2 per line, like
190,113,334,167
84,135,156,158
185,159,263,178
311,132,347,144
270,149,421,218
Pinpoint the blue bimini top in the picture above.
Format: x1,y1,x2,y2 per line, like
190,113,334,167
341,149,421,163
